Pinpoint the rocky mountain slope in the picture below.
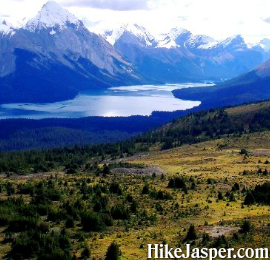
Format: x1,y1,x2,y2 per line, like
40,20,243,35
0,2,142,104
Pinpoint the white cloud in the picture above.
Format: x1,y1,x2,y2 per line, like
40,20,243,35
262,17,270,24
62,0,152,11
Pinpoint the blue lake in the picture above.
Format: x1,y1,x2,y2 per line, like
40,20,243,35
0,83,213,119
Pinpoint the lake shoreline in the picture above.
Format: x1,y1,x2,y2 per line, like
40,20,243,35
0,83,213,119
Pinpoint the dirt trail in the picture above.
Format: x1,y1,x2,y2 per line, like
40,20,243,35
111,166,165,176
200,226,240,238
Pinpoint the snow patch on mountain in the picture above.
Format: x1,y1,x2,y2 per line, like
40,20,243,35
259,38,270,52
155,34,179,48
155,28,218,50
25,1,81,32
50,29,56,35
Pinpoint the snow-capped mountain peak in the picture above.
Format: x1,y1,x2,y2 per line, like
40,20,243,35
103,23,155,46
219,34,248,52
168,27,190,40
0,19,14,35
25,1,81,32
187,35,218,49
155,27,190,49
221,35,246,47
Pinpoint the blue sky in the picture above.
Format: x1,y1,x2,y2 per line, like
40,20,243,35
1,0,270,42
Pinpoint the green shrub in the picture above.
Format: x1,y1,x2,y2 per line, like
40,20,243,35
240,220,252,234
81,211,106,232
111,204,130,220
212,235,228,248
142,185,150,194
81,246,90,258
109,183,122,195
10,230,72,260
65,217,75,228
168,177,186,190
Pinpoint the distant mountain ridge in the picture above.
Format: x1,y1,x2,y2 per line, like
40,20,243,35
104,24,269,82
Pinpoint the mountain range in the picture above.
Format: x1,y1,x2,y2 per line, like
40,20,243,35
103,24,270,83
1,1,270,104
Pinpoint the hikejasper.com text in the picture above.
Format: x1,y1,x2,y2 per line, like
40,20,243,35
148,244,269,259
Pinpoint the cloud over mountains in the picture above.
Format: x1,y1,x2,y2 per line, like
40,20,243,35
62,0,151,11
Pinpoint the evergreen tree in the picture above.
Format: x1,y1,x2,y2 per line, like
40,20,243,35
184,225,198,241
105,241,121,260
240,221,252,234
244,192,255,205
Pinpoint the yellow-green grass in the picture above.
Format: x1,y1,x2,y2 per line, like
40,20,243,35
1,131,270,259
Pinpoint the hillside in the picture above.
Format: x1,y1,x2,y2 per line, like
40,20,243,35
2,100,270,174
137,100,270,150
173,59,270,109
0,112,187,151
1,101,270,259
